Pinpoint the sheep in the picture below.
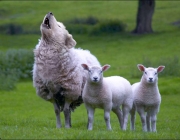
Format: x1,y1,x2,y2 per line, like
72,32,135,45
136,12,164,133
130,64,165,132
81,64,133,130
32,12,100,128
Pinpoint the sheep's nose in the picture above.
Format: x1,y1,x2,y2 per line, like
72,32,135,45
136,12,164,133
48,12,53,15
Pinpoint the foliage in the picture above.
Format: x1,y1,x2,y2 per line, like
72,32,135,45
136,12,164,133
0,49,33,90
90,20,126,35
68,16,99,25
61,17,126,35
0,24,23,35
0,68,18,91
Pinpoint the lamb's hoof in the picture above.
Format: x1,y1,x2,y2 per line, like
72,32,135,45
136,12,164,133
107,128,112,131
56,125,62,129
65,125,71,129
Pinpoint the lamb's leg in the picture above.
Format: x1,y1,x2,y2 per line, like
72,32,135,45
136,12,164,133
130,104,136,131
104,110,112,130
86,106,95,130
64,101,71,128
112,108,123,129
150,106,159,132
53,102,61,128
136,105,147,132
122,105,131,130
146,111,151,132
151,114,157,132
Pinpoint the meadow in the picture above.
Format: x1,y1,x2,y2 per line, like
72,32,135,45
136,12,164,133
0,1,180,139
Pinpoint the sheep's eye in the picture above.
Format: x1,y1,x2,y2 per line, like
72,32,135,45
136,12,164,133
144,72,147,75
58,25,61,28
155,72,157,75
100,71,103,74
89,70,92,73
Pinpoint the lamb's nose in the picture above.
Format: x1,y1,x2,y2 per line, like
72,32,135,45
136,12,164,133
93,77,98,81
149,78,153,81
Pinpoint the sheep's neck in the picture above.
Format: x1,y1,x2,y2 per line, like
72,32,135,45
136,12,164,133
35,40,73,83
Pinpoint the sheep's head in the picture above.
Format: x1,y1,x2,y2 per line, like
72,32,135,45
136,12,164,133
40,12,76,49
137,64,165,84
81,64,110,83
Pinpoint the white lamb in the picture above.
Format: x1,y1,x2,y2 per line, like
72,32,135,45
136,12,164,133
81,64,133,130
32,12,100,128
130,64,165,132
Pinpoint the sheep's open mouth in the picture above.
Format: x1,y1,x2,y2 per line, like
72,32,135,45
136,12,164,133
44,18,51,29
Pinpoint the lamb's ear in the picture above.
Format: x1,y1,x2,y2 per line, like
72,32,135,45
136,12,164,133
157,65,165,73
102,64,110,72
81,64,89,71
137,64,145,72
65,34,76,49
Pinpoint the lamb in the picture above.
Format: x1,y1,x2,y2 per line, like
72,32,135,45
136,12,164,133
32,12,100,128
81,64,133,130
130,64,165,132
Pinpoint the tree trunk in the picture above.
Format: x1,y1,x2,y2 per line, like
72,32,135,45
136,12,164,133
132,0,155,34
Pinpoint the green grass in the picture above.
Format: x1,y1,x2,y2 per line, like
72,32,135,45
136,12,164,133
1,1,180,139
0,82,180,139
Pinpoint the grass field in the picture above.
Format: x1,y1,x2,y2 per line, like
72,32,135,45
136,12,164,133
0,82,180,139
0,1,180,139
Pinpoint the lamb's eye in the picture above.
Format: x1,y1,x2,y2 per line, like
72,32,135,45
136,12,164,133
99,71,102,74
89,70,92,73
145,72,147,75
155,72,157,75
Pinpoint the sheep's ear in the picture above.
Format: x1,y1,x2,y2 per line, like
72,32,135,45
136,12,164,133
137,64,145,72
81,64,89,71
157,66,165,73
102,64,110,72
65,34,76,49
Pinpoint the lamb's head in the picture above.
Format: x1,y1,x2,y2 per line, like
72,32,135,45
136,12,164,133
137,64,165,84
40,12,76,49
81,64,110,83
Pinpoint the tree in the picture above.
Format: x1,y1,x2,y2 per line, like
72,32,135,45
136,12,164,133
132,0,155,34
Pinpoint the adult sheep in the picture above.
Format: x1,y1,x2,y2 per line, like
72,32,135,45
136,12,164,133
81,64,133,130
130,64,165,132
32,12,100,128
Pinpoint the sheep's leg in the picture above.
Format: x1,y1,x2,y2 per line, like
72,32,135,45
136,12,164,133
130,104,136,131
146,111,151,132
86,106,95,130
53,102,61,128
112,108,123,129
122,105,131,130
104,110,112,130
136,105,147,132
64,101,71,128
